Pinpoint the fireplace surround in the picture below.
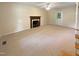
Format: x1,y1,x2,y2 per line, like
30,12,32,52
30,16,41,28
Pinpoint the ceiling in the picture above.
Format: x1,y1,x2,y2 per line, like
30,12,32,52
13,2,76,10
18,2,75,7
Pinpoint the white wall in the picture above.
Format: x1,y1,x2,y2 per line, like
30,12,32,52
76,8,79,34
77,8,79,29
48,6,76,28
0,3,48,36
0,3,76,37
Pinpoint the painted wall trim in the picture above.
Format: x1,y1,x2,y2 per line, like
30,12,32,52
0,28,30,37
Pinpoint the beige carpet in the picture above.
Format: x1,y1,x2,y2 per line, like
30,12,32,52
0,25,75,56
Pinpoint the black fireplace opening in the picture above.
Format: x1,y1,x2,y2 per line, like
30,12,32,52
33,21,40,28
30,16,40,28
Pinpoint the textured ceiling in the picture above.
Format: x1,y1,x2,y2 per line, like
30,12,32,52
2,2,75,9
17,2,76,8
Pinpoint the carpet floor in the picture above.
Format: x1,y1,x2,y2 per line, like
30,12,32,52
0,25,75,56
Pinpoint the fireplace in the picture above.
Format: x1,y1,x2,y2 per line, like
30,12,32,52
30,16,40,28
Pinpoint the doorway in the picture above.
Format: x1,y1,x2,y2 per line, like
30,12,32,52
56,11,63,25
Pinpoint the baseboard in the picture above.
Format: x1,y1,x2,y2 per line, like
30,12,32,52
1,24,79,37
49,24,75,29
0,25,47,37
1,28,30,37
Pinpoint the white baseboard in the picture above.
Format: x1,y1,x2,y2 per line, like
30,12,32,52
0,24,79,37
49,24,75,29
1,28,30,37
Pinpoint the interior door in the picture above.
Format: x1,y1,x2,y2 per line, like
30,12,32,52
56,11,63,25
